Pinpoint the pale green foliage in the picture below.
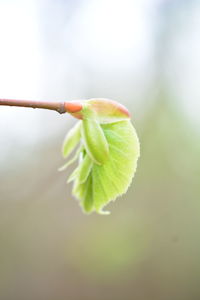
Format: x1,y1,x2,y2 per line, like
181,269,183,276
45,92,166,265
77,154,93,184
74,121,139,214
62,121,81,158
61,120,140,214
81,119,109,165
60,99,140,214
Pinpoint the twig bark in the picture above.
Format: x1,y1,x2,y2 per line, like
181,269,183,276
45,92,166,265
0,98,82,114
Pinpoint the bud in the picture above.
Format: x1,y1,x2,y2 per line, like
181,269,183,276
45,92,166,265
66,98,131,124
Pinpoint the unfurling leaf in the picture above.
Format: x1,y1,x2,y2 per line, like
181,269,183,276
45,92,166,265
77,154,93,184
62,121,81,158
81,119,109,165
61,98,140,215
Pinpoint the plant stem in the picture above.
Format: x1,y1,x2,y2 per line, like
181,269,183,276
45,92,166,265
0,98,80,114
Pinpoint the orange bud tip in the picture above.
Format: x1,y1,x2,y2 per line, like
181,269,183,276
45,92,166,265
64,101,83,113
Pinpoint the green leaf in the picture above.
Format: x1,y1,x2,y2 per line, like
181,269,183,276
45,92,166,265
81,119,109,165
77,154,93,184
67,167,79,183
82,175,93,213
62,121,81,158
61,99,140,215
70,120,140,214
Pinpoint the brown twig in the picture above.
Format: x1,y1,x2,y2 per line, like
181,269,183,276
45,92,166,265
0,98,66,114
0,98,82,114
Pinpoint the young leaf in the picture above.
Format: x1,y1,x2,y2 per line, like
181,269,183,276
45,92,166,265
61,98,140,215
77,154,93,184
70,120,140,214
81,119,109,165
62,121,81,158
81,175,93,213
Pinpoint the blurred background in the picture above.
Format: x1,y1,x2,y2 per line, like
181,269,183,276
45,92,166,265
0,0,200,299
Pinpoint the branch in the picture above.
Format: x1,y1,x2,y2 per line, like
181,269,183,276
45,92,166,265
0,98,82,114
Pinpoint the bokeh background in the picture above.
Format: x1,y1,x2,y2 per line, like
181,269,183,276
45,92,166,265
0,0,200,299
